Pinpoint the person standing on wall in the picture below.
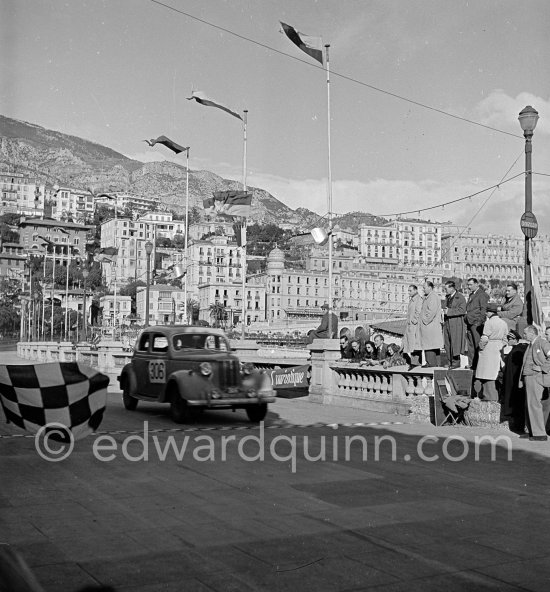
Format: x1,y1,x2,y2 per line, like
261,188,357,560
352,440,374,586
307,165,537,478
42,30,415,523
497,283,524,331
443,280,468,369
402,284,423,368
465,278,489,370
420,280,443,368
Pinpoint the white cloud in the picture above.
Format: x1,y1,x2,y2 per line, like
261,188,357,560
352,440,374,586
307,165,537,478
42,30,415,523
475,90,550,136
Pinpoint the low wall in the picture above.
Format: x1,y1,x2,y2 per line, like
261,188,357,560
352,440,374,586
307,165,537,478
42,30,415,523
307,338,435,418
17,341,133,387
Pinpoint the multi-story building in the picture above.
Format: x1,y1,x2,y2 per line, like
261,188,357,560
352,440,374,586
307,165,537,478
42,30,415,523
99,294,132,327
360,219,442,267
247,247,443,324
100,212,188,288
0,172,46,216
188,221,235,241
19,217,94,260
198,282,265,326
440,228,550,284
135,284,186,325
51,186,94,223
116,193,160,216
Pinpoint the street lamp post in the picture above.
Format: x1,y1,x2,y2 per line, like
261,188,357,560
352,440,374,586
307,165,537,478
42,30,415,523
518,105,539,324
145,241,153,326
82,268,89,342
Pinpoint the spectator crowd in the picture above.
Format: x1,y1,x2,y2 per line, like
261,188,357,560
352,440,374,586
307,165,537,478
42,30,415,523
336,278,550,442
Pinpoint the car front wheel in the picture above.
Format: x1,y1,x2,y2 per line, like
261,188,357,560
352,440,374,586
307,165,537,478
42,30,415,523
170,393,189,424
246,404,267,422
122,387,138,411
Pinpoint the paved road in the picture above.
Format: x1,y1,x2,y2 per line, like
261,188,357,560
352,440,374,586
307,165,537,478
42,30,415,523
2,352,550,591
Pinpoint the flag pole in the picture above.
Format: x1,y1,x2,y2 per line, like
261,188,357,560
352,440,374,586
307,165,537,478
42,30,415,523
325,44,334,339
184,147,190,324
113,201,117,337
241,109,248,341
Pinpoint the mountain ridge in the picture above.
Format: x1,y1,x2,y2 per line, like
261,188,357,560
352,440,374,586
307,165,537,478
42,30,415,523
0,114,385,232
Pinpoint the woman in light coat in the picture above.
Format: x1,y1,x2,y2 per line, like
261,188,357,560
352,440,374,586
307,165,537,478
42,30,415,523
475,303,509,400
420,281,444,367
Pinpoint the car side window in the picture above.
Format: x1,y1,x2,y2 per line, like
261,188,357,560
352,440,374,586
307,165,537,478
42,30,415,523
152,335,169,353
138,334,150,352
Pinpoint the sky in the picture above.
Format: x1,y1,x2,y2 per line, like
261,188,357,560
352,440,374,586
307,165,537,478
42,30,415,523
1,0,550,235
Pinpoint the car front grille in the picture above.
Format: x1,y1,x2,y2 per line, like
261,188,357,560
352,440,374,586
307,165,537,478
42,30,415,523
218,360,240,389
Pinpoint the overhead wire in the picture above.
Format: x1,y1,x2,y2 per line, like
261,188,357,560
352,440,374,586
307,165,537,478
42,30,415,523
373,171,524,218
149,0,522,139
375,151,524,322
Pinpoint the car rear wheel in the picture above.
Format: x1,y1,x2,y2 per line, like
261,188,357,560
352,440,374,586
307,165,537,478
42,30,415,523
246,404,267,422
122,387,138,411
170,393,189,424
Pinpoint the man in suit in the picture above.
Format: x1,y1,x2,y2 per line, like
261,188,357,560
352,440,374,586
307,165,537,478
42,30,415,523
373,334,388,361
520,325,550,441
465,277,489,370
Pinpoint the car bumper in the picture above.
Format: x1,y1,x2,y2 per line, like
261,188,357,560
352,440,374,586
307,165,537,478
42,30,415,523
187,394,276,407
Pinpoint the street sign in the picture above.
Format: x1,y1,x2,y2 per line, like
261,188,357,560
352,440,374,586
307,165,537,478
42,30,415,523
520,211,538,238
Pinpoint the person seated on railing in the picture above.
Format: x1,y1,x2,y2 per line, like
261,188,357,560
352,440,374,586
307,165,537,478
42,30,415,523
382,343,409,369
306,303,339,344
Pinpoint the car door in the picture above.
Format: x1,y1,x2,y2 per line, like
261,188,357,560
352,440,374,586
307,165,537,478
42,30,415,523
133,332,152,395
146,333,169,399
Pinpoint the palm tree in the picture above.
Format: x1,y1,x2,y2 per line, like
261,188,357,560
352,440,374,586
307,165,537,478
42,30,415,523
209,301,227,328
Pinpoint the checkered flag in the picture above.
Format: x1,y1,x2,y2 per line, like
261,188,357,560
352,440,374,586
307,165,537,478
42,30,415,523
0,363,109,441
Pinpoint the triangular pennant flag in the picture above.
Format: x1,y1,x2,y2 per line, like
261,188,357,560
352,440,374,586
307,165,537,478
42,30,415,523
144,135,188,154
187,91,243,121
280,21,323,65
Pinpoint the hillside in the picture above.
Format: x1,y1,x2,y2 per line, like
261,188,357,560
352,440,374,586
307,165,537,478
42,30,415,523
0,115,389,232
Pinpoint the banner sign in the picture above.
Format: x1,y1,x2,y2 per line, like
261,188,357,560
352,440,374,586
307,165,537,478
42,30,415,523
269,365,310,389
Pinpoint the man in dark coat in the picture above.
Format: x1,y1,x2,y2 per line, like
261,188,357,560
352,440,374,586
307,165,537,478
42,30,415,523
306,303,339,344
443,280,467,369
465,277,489,370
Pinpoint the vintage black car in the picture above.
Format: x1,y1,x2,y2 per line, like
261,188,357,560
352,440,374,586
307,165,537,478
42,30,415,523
117,326,276,423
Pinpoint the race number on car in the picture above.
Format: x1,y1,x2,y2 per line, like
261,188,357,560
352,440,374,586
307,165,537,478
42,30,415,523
148,360,165,383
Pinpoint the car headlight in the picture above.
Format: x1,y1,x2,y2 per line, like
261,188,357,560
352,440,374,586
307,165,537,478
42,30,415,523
199,362,212,376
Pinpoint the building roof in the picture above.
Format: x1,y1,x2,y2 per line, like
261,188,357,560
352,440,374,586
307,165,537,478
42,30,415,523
20,217,93,230
136,284,185,293
370,318,407,337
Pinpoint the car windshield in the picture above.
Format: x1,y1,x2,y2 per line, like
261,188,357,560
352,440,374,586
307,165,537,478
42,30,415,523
172,333,229,352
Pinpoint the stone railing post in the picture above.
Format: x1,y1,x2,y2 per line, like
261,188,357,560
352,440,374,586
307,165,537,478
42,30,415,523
307,339,341,403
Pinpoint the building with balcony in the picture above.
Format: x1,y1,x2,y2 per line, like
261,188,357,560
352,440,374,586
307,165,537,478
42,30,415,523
99,294,132,327
441,229,550,285
135,284,186,325
19,218,94,261
247,247,443,324
0,172,46,217
198,282,265,327
360,219,442,267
